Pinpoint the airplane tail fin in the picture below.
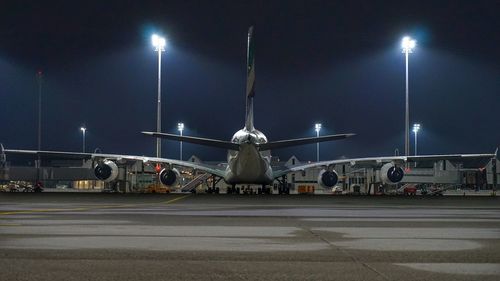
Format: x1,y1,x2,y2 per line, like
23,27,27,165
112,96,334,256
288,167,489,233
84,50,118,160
245,26,255,131
259,134,356,151
142,132,240,151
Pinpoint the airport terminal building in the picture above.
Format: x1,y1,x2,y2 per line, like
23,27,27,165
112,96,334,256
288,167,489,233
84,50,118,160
1,151,498,195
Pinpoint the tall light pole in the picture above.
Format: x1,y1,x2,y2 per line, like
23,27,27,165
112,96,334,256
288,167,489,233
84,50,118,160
401,36,416,157
80,127,86,153
315,123,322,162
36,70,43,151
152,34,166,158
412,123,421,156
177,122,184,160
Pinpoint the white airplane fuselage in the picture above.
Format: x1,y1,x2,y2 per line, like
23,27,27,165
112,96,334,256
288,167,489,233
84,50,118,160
224,128,273,184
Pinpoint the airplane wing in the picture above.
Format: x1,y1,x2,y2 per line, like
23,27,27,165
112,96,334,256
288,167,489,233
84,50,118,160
2,149,227,178
272,152,497,179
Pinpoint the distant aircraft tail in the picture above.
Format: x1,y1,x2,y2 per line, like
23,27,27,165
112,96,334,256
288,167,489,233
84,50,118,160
245,26,255,131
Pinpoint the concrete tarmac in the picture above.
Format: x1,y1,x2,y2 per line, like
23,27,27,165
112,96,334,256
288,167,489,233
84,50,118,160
1,193,499,281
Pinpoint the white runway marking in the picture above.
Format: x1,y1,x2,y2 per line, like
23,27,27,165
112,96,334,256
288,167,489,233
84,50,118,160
0,225,300,237
1,236,328,252
335,239,481,251
314,227,500,239
303,218,500,222
395,263,500,275
312,227,500,251
3,219,133,225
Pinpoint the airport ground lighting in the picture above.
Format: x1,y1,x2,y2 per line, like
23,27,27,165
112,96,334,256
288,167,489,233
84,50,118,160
152,34,166,158
401,36,416,158
178,122,184,160
80,127,86,153
412,123,421,156
315,123,322,162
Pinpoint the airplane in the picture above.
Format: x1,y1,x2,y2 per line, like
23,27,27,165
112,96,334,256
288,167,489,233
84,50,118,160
1,27,497,193
142,26,355,191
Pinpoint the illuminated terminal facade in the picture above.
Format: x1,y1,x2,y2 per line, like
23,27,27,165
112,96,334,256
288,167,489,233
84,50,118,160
1,153,498,195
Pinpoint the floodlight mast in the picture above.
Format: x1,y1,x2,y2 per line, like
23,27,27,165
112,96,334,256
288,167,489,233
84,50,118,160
178,122,184,160
412,123,421,156
401,36,416,159
152,34,166,158
36,71,43,152
35,71,43,182
315,123,322,162
80,127,87,153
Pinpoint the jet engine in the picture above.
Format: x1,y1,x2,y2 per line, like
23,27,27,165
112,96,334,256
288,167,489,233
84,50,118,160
94,160,119,182
380,163,405,184
317,169,339,188
159,168,180,187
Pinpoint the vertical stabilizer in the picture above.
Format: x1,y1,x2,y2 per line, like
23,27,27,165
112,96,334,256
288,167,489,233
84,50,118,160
245,26,255,131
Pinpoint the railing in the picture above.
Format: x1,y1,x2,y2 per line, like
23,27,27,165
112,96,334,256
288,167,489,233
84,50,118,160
181,173,211,192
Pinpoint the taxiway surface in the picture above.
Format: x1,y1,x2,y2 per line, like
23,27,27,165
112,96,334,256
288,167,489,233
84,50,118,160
1,193,499,280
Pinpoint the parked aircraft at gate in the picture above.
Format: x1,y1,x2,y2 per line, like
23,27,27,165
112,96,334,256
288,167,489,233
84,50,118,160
1,27,496,192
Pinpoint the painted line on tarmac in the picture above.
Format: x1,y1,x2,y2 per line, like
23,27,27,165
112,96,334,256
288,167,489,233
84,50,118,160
161,195,191,205
0,195,191,216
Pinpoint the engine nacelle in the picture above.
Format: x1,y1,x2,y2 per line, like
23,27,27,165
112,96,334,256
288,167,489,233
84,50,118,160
380,163,405,184
159,168,180,187
94,160,119,182
317,169,339,188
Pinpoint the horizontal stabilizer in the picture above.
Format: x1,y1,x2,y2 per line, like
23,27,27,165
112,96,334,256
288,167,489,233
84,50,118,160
259,133,355,151
142,132,240,150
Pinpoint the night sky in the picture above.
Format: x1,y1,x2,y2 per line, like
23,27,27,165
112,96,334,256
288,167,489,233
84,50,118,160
1,0,499,162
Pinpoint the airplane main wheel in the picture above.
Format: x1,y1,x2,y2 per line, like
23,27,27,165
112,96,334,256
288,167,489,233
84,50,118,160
260,186,267,194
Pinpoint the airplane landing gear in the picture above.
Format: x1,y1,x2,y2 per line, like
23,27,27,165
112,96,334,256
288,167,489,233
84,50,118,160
227,184,238,195
260,184,271,194
276,176,290,195
206,176,221,194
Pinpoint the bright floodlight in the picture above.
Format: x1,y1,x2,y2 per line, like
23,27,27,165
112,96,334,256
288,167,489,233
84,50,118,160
80,127,86,132
412,123,421,133
401,36,416,53
177,122,184,132
315,123,322,133
152,34,166,51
